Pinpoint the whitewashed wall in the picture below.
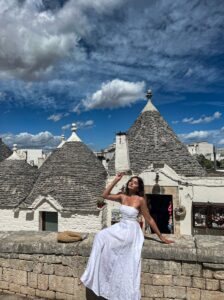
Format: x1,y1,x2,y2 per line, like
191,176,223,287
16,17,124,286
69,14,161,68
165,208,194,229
179,178,224,235
107,166,224,235
1,170,224,235
0,209,38,231
0,199,103,233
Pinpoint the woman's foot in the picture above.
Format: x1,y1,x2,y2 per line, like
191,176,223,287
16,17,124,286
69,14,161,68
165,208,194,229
78,279,83,286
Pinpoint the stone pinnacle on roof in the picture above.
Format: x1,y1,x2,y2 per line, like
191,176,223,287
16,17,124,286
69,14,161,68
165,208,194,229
141,89,158,113
67,123,81,142
57,134,66,148
7,144,25,161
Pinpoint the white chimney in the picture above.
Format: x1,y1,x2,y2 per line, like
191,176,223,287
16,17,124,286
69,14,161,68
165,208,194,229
115,132,130,173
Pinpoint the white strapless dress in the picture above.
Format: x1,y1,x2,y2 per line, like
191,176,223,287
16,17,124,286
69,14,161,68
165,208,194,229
80,204,144,300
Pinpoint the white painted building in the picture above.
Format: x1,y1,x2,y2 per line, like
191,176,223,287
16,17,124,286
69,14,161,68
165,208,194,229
0,93,224,236
0,124,107,233
95,143,115,170
105,91,224,236
187,142,214,156
17,148,48,168
187,142,224,163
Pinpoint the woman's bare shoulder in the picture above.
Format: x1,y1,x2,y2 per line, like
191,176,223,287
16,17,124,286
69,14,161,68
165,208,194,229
139,196,145,203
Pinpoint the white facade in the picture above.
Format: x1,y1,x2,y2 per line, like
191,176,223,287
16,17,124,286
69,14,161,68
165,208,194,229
105,165,224,236
187,142,214,156
0,197,104,233
94,143,115,170
17,149,48,168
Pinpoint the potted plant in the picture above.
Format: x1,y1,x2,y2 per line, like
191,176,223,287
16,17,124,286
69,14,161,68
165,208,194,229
97,198,106,209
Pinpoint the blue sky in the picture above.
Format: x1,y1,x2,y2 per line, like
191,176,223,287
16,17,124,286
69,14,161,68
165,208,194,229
0,0,224,151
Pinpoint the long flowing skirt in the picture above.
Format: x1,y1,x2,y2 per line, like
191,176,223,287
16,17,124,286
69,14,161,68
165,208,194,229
81,219,144,300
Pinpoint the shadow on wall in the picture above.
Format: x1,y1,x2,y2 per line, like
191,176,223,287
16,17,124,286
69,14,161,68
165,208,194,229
86,288,107,300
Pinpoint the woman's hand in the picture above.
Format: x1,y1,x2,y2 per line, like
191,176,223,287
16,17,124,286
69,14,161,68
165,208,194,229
102,173,124,202
115,172,124,182
159,235,174,244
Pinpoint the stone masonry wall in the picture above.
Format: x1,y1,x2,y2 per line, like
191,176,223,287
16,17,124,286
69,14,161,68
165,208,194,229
0,232,223,300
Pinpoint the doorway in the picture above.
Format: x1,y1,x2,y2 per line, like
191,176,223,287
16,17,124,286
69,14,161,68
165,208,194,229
146,194,173,234
40,211,58,231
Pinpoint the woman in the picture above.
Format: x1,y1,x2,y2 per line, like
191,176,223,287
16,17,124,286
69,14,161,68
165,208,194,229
80,173,173,300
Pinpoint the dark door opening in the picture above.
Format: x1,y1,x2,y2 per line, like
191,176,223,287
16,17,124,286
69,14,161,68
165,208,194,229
146,194,173,234
40,211,58,232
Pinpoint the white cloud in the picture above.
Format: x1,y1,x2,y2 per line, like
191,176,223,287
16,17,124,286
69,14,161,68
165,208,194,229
180,131,211,140
179,127,224,146
61,124,71,131
1,131,61,150
182,111,222,124
77,120,94,128
0,92,7,102
0,0,125,80
0,0,223,110
79,79,145,110
47,113,69,122
61,120,94,131
218,139,224,145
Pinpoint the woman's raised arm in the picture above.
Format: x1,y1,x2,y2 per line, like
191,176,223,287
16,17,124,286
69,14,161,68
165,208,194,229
102,173,124,202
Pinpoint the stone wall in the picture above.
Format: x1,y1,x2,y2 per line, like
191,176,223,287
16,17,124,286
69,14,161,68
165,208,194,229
0,232,223,300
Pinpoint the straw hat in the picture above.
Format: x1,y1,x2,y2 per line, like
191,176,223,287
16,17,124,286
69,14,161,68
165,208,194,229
57,231,88,243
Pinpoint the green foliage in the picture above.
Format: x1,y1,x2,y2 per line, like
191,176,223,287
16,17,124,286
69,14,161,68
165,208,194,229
196,154,214,170
219,159,224,168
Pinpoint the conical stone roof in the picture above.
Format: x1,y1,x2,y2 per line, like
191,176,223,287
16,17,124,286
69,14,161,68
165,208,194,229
0,138,12,162
0,159,39,207
24,141,107,210
109,99,206,177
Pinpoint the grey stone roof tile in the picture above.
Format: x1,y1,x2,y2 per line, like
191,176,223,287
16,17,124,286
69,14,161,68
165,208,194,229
0,138,12,162
24,142,107,210
0,160,39,207
109,109,207,177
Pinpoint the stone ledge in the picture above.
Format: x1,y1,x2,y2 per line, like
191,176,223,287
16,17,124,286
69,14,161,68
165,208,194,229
0,232,223,264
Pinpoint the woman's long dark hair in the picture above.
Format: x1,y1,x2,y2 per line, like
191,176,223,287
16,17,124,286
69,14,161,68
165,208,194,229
125,176,145,197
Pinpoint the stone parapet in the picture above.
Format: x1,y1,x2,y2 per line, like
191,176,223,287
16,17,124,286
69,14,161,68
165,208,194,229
0,232,223,299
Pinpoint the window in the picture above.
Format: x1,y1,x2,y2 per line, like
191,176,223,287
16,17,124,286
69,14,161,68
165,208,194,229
192,203,224,235
40,211,58,232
